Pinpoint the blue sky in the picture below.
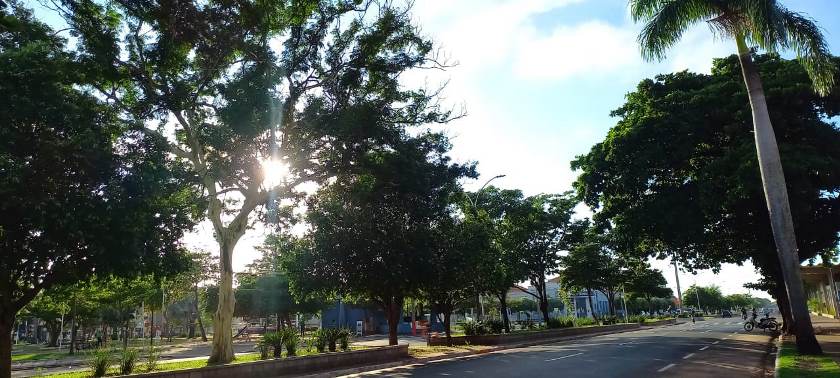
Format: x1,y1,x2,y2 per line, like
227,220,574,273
30,0,840,298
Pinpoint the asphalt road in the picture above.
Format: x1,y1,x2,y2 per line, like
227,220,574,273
345,319,774,378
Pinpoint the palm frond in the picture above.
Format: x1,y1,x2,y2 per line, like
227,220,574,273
777,7,836,95
630,0,722,61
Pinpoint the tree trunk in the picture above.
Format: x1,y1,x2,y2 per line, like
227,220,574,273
209,237,238,363
384,297,403,346
776,284,794,335
149,308,155,346
1,310,14,378
443,309,452,346
46,322,60,347
736,35,820,354
69,296,77,355
537,277,550,322
586,288,596,319
194,284,208,342
607,290,616,317
497,292,510,333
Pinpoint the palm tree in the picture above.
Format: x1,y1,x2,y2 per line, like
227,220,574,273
629,0,836,354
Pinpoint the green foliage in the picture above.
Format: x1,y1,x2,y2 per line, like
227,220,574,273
311,329,327,353
461,320,487,336
119,348,139,375
256,342,270,360
627,315,648,324
682,285,726,313
574,317,598,327
144,346,160,372
572,54,840,293
262,332,284,358
282,328,300,356
87,348,112,378
546,317,575,329
485,319,505,334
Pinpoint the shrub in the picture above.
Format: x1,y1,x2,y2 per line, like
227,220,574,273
263,331,284,358
145,346,160,372
281,328,300,357
600,316,619,325
256,339,271,360
627,315,648,324
87,348,112,377
486,319,504,334
312,329,327,353
574,317,597,327
119,348,139,375
337,328,352,351
547,317,575,329
462,320,486,336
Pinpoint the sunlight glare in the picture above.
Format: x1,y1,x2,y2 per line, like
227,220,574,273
261,158,289,188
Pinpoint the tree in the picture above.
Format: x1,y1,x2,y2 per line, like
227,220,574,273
682,285,726,314
285,132,474,346
57,0,458,362
470,187,530,333
0,6,194,375
22,289,71,347
561,230,613,319
630,0,837,354
508,193,584,322
421,208,492,344
573,53,840,349
624,264,672,314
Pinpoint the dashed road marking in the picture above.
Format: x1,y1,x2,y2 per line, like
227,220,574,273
699,346,709,351
713,341,720,344
683,353,695,359
658,363,676,372
545,352,583,362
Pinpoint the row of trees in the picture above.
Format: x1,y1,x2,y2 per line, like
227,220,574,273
681,285,772,314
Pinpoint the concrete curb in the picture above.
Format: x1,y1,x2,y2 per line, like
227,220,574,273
773,335,786,378
302,322,676,377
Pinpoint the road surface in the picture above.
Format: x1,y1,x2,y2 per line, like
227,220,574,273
346,319,774,378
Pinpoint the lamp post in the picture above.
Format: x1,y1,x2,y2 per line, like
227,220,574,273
469,174,506,320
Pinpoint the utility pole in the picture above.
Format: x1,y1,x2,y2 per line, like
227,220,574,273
694,282,702,314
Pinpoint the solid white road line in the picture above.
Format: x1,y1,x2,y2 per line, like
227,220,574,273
699,346,709,351
545,352,583,362
683,353,695,360
658,363,676,372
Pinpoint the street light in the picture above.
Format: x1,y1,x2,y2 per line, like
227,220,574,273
468,174,506,209
469,174,505,320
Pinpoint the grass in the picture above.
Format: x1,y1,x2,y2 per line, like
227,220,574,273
777,341,840,378
644,317,675,323
407,345,490,358
12,352,67,362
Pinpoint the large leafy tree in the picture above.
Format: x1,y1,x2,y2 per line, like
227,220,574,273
509,193,585,322
575,52,840,353
0,5,194,375
58,0,457,362
285,134,474,346
630,0,837,353
624,264,672,314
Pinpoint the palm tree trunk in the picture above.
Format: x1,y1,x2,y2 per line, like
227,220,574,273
736,34,820,354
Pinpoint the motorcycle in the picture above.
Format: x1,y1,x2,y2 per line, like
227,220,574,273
744,314,779,332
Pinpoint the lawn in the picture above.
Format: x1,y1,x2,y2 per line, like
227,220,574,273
407,345,490,358
776,341,840,378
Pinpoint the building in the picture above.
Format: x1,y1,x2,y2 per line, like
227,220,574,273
801,266,840,318
506,276,620,320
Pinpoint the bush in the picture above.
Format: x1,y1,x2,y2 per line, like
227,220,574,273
145,346,160,372
256,340,270,360
263,332,284,358
627,315,648,324
574,317,597,327
119,348,139,375
486,319,504,334
462,320,487,336
547,317,575,329
87,348,112,377
337,328,352,351
312,329,327,353
281,328,300,357
600,316,620,325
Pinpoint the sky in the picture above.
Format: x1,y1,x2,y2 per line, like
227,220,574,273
31,0,840,299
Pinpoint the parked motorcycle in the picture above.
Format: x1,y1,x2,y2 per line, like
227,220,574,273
744,314,779,332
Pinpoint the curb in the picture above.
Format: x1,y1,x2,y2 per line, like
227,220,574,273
302,322,673,377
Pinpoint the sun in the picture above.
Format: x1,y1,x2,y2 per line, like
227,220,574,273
261,158,289,187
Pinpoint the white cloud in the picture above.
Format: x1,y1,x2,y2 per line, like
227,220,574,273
513,21,640,80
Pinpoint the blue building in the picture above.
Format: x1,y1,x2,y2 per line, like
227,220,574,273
320,300,414,335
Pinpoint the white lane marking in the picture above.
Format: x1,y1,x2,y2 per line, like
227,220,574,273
658,363,676,372
699,346,709,351
683,353,695,359
703,330,711,333
713,341,720,344
545,352,584,362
